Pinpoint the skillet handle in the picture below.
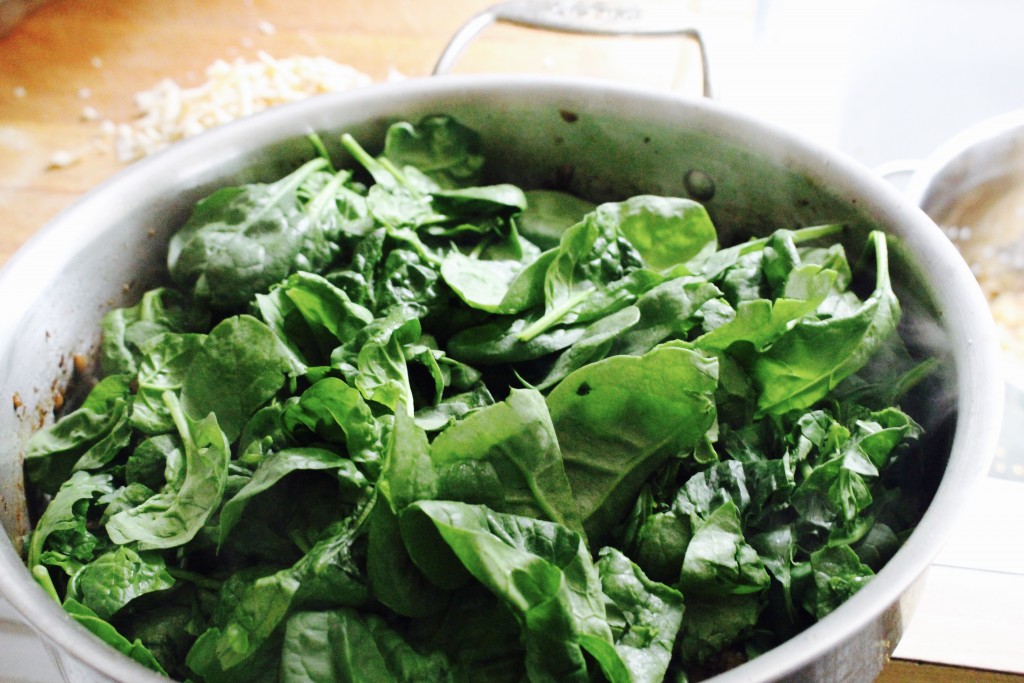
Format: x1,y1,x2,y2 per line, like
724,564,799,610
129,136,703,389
432,0,712,98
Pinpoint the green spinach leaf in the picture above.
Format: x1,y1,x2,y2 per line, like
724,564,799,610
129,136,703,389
280,609,454,683
256,271,373,368
24,375,133,494
381,114,485,189
131,332,206,435
181,315,299,443
597,547,685,683
218,447,369,546
64,598,167,674
168,158,342,310
753,232,900,416
547,344,719,540
431,388,582,532
282,377,386,478
27,471,113,578
68,546,175,620
106,392,230,550
400,501,629,683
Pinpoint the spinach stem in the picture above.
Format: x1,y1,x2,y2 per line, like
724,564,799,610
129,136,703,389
388,227,444,267
869,230,890,293
167,567,224,591
699,223,845,279
305,132,336,171
766,222,843,250
732,223,846,259
892,358,939,402
516,289,592,342
378,157,413,190
305,171,348,221
341,133,402,190
468,237,491,260
31,565,60,604
270,158,330,207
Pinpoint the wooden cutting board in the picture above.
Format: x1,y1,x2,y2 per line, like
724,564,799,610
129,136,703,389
0,1,1016,681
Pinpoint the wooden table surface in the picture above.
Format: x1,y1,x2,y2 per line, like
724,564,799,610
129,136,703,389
0,1,1020,682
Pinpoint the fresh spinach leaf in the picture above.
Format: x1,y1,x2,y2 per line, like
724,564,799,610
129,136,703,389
68,397,133,473
189,505,373,679
381,114,485,189
517,200,647,342
431,388,582,532
106,393,230,550
282,377,386,478
439,252,528,314
597,547,685,683
125,435,182,492
802,545,874,620
186,571,300,681
609,195,717,271
446,310,587,365
674,593,762,669
280,609,454,683
181,315,299,443
256,271,373,368
24,375,133,494
518,189,597,250
431,183,527,218
631,510,693,586
366,501,451,618
753,232,900,416
131,332,206,435
168,158,342,310
332,307,422,415
678,500,771,598
101,287,209,376
531,305,641,390
692,223,843,282
64,598,167,674
68,546,175,620
547,344,719,540
412,383,494,432
695,264,838,354
367,407,453,615
27,471,113,578
218,447,369,546
608,277,721,358
400,501,630,683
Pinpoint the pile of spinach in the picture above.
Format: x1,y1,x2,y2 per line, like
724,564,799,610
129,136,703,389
23,115,936,683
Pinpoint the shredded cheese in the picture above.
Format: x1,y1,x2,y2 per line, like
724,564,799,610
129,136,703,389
47,149,81,169
111,52,378,162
